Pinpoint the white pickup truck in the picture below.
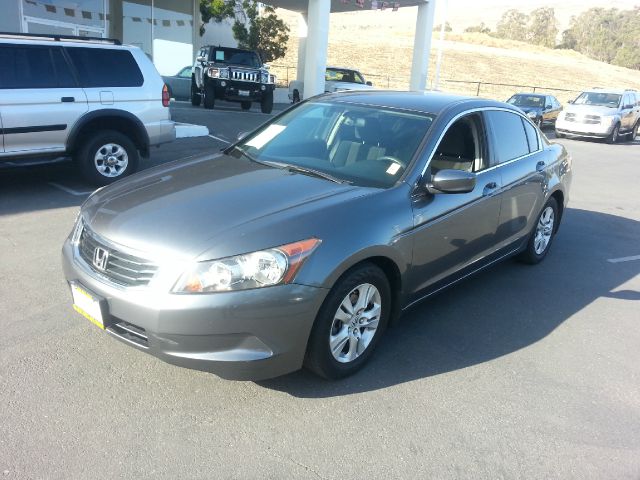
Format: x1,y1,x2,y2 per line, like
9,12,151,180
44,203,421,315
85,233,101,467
289,66,374,102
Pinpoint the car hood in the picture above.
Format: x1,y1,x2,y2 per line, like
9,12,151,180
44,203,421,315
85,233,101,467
518,106,542,115
81,154,360,259
563,104,619,116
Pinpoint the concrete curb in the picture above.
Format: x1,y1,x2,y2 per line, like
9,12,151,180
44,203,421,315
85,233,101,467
175,122,210,138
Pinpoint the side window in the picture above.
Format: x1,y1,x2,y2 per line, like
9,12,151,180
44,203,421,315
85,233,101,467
0,45,64,89
178,67,192,78
485,110,530,164
431,114,487,174
522,119,540,153
51,48,77,88
545,97,551,109
66,47,143,88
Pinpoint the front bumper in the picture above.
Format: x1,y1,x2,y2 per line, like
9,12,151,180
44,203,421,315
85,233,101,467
555,118,613,138
61,239,327,380
212,79,275,102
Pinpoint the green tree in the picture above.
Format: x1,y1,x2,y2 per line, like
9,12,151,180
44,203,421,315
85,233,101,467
435,22,452,32
199,1,290,63
496,9,528,42
527,7,558,48
464,22,491,34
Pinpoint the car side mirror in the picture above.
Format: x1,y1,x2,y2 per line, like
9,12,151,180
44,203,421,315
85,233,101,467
263,64,271,70
427,169,476,194
624,104,633,110
366,81,373,86
196,55,206,63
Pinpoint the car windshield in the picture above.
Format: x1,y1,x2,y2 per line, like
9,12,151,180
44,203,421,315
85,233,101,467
211,49,261,68
507,95,544,108
233,101,434,188
574,92,622,108
326,69,365,84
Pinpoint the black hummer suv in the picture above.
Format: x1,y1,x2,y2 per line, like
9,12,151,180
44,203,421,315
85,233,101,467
191,46,275,114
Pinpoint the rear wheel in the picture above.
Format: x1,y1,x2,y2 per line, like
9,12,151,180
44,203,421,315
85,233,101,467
606,124,620,144
304,263,390,380
190,79,201,106
203,82,215,109
241,101,251,111
260,91,274,114
555,130,565,139
292,89,301,103
76,130,139,186
519,197,558,265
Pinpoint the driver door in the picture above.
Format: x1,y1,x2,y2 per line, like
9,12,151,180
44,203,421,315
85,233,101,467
407,112,502,301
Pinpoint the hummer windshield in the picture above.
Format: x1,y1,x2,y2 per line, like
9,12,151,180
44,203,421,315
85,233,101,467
210,48,261,68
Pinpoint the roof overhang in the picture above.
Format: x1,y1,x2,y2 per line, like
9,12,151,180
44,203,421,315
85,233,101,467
265,0,427,13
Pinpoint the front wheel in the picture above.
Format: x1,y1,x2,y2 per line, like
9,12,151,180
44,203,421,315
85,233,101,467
203,82,215,109
76,130,139,186
555,130,565,139
260,91,274,114
190,79,201,106
519,197,558,265
606,124,620,144
304,263,391,380
631,121,639,141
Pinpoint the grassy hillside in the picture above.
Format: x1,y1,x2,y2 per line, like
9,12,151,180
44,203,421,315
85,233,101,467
271,7,640,102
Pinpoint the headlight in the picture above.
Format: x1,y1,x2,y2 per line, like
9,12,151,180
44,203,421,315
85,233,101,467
207,67,229,79
172,238,321,293
261,72,273,84
527,111,537,118
600,116,615,126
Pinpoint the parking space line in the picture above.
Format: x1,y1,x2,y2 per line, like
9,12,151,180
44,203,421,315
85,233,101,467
48,182,94,196
607,255,640,264
208,134,230,144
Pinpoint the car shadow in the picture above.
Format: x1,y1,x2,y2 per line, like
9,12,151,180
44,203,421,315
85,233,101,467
258,208,640,397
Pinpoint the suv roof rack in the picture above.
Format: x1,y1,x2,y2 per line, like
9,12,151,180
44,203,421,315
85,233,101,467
0,32,121,45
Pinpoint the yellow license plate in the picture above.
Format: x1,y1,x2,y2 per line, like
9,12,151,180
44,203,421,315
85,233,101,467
71,283,104,330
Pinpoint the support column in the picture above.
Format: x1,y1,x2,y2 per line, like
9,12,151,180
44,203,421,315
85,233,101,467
303,0,330,99
409,0,436,91
296,13,308,83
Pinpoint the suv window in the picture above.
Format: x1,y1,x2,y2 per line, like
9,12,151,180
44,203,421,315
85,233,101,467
486,110,529,163
0,45,75,89
66,47,143,88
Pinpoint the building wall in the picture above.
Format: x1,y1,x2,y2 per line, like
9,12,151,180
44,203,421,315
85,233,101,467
199,18,238,50
0,1,21,33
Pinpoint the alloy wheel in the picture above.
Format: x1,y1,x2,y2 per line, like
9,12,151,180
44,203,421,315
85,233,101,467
94,143,129,178
534,206,555,255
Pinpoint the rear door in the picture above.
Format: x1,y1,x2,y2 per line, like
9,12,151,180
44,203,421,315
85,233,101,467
486,110,547,249
621,93,635,131
0,44,88,155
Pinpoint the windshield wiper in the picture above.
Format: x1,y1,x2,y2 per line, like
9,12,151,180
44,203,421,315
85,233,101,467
264,161,352,185
229,145,274,168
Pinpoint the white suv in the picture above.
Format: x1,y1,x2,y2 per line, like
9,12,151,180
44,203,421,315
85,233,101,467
555,89,640,144
0,33,175,184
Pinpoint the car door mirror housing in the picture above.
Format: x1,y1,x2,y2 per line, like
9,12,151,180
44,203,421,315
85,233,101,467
427,169,476,194
366,81,373,86
196,55,206,63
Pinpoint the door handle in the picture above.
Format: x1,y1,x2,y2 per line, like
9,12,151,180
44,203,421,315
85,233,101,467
536,160,546,172
61,97,75,103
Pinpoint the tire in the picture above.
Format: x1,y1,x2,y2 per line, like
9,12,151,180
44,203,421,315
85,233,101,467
555,130,565,139
260,91,274,114
76,130,139,186
631,120,639,141
190,79,201,107
203,82,215,109
292,89,301,103
241,101,251,111
519,197,558,265
304,263,391,380
606,123,620,144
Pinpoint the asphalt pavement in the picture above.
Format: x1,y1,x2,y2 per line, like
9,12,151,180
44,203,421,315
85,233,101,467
0,104,639,479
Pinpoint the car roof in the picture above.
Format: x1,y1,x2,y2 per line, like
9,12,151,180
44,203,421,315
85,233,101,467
0,36,135,50
582,89,634,95
511,93,546,97
319,90,515,116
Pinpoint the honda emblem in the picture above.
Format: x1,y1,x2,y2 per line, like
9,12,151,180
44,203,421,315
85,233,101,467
93,247,109,271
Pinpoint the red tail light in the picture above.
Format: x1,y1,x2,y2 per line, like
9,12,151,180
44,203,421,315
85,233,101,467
162,84,170,107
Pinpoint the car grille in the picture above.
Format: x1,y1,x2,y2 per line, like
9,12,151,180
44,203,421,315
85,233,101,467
564,113,576,122
230,69,260,82
78,227,158,287
107,319,149,348
583,115,601,125
564,113,601,124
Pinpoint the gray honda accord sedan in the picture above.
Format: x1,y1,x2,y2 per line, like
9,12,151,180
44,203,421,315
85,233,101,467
62,91,572,380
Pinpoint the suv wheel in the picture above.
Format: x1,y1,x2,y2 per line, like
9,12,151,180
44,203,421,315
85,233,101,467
204,82,215,109
190,79,201,107
304,263,390,379
606,123,620,144
241,101,251,111
77,130,139,186
260,91,274,114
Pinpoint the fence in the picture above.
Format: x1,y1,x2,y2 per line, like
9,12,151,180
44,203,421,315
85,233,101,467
268,63,583,103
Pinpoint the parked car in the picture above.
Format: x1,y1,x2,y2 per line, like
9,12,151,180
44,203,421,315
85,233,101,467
62,91,572,381
506,93,562,128
191,45,275,113
555,89,640,143
162,66,192,101
289,66,374,102
0,33,175,185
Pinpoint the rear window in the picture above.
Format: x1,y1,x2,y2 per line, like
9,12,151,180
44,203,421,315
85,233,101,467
66,47,143,88
0,45,75,89
486,110,530,163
